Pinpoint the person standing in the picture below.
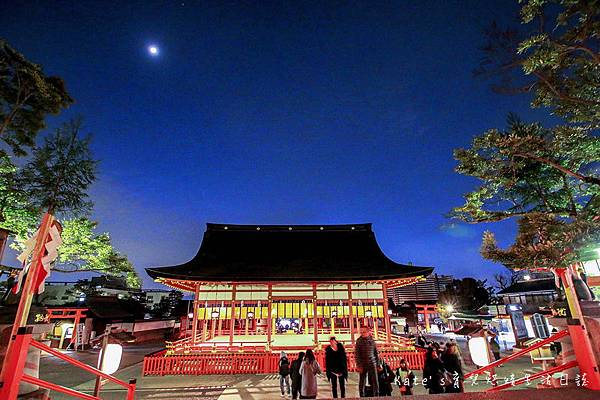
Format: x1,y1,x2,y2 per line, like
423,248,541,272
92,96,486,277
290,352,305,399
354,326,379,397
404,323,410,335
422,347,445,394
279,351,291,397
299,349,322,399
325,336,348,398
490,337,501,362
395,358,416,395
441,342,464,393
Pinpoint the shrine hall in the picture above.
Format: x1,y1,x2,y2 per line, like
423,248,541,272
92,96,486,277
146,223,434,353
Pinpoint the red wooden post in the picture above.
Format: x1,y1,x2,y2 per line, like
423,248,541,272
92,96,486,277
0,326,33,400
557,266,600,390
1,213,53,381
229,284,237,346
191,283,200,343
348,283,355,345
127,378,137,400
312,284,318,347
382,282,391,344
266,284,273,351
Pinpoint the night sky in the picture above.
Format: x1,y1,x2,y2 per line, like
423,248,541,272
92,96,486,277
1,1,554,288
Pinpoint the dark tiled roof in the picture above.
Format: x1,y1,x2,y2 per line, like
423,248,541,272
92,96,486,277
146,223,433,282
497,279,557,295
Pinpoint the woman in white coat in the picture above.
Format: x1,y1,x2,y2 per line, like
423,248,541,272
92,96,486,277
299,349,322,399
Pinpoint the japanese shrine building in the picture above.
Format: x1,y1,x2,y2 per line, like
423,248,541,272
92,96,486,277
146,223,433,351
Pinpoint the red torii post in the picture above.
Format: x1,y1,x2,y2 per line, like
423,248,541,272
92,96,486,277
415,304,437,333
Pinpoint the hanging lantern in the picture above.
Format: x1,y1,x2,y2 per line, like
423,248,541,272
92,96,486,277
98,344,123,375
247,311,254,319
468,337,491,367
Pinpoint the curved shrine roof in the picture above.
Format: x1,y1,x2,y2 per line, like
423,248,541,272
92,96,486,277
146,223,433,283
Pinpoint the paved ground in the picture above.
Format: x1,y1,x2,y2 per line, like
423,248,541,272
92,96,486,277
32,334,593,399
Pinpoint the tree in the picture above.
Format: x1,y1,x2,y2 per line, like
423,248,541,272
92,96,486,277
475,1,600,127
492,272,516,290
452,116,599,270
5,119,140,287
19,118,97,215
437,278,493,312
0,39,73,156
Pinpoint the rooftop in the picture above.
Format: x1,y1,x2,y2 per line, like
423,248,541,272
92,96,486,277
147,223,433,283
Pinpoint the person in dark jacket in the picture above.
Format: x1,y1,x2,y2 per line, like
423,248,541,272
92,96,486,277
354,326,379,397
441,342,464,393
422,347,445,394
325,337,348,398
290,352,305,399
377,359,395,396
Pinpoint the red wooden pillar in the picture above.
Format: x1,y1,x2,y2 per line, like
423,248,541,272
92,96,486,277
229,284,237,345
382,283,391,344
557,266,600,390
312,284,319,347
191,283,200,343
266,284,273,350
0,327,33,400
347,283,355,345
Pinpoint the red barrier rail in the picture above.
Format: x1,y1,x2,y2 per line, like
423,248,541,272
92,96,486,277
464,329,570,380
143,348,426,376
0,327,136,400
487,360,579,392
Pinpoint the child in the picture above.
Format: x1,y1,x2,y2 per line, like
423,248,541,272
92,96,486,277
279,351,291,397
395,358,416,395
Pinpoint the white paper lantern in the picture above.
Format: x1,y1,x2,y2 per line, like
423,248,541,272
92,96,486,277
468,337,491,367
98,344,123,375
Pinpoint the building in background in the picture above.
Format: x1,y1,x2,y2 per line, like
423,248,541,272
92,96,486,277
387,273,453,304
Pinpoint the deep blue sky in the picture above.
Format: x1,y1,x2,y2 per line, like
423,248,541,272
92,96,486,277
1,1,553,288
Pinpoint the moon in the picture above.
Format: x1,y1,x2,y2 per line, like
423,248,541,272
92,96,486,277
148,45,159,56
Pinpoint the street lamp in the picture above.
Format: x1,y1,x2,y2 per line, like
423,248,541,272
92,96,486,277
446,304,454,313
523,274,531,281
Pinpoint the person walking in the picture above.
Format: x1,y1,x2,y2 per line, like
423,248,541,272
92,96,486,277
354,326,379,397
395,358,416,395
299,349,322,399
490,337,501,362
376,359,395,396
422,347,445,394
404,323,410,335
279,351,291,397
325,336,348,398
441,342,464,393
290,352,305,399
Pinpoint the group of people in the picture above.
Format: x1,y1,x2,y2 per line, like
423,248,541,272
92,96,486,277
421,340,465,394
277,326,423,398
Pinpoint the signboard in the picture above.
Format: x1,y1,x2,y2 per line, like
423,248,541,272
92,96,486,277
531,313,550,339
507,304,528,340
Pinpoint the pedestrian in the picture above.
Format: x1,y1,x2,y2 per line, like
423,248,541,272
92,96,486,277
290,352,304,399
441,342,464,393
422,347,445,394
354,326,379,397
490,337,501,362
325,336,348,398
377,359,395,396
299,349,322,399
279,351,291,397
395,358,415,395
404,323,410,335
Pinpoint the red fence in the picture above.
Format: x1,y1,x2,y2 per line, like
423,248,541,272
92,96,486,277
0,327,136,400
143,348,426,376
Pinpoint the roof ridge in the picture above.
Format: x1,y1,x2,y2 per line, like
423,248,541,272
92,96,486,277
205,223,372,232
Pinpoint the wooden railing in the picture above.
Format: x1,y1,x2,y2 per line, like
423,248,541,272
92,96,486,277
143,348,426,376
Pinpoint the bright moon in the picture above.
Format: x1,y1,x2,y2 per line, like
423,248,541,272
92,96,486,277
148,45,159,56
